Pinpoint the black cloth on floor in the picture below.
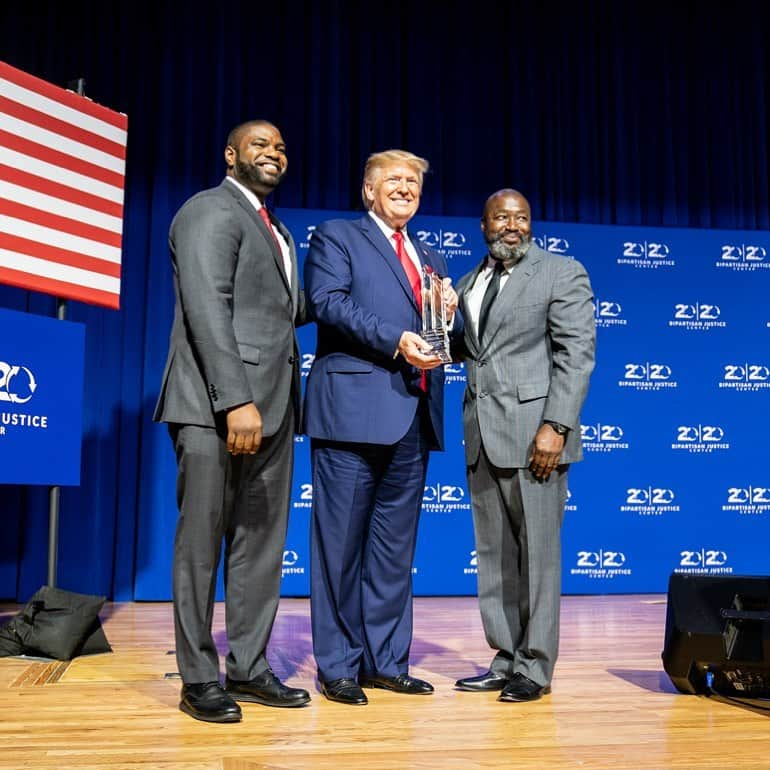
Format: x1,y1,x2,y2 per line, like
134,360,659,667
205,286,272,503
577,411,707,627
0,586,111,660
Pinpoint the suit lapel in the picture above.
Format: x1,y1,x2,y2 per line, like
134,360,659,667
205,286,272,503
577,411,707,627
222,181,292,298
479,247,543,352
273,216,299,312
358,216,420,311
458,259,486,355
253,206,293,298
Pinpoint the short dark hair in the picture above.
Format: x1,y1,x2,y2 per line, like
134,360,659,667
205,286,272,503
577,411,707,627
226,119,276,149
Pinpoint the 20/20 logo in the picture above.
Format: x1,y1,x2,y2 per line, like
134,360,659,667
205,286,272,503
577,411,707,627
0,362,37,404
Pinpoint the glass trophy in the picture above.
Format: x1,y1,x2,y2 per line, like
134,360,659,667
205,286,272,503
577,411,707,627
420,266,452,363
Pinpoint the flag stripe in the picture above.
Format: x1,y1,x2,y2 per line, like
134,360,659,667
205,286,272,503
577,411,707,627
0,250,121,293
0,130,124,189
2,113,125,174
0,145,124,204
0,163,123,219
0,61,127,133
0,200,122,248
0,61,124,308
0,265,120,309
0,179,123,233
0,94,126,160
0,215,121,264
0,74,127,144
0,233,122,278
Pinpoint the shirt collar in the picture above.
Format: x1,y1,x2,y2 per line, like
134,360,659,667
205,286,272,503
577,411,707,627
225,175,265,212
368,210,409,241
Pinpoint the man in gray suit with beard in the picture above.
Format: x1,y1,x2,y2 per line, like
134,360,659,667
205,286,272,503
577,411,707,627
154,120,309,722
453,189,595,703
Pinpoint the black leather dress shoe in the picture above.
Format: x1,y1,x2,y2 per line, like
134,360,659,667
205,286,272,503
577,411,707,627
321,678,368,705
225,670,310,708
179,682,242,723
498,672,551,702
359,673,434,694
454,669,509,692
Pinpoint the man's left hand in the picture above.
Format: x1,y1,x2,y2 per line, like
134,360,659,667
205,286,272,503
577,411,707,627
527,423,566,480
397,330,444,369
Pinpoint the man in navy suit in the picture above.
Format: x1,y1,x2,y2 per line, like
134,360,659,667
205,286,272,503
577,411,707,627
303,150,459,705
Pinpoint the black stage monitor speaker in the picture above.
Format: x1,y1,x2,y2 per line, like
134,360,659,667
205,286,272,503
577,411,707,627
662,573,770,697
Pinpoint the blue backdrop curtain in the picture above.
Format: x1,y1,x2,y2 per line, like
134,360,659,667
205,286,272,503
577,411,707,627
0,0,768,600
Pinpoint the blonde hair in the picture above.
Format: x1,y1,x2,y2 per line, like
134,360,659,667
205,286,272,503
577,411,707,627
361,150,429,209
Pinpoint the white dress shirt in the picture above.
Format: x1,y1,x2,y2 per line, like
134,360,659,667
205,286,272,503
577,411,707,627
465,255,522,329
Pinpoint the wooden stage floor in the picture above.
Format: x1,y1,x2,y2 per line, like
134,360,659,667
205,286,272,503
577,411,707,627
0,595,768,770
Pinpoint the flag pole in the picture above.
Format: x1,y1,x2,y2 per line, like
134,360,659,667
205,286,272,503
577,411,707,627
46,77,84,587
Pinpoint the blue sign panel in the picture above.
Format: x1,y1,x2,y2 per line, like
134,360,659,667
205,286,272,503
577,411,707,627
274,209,770,598
0,307,85,485
135,209,770,599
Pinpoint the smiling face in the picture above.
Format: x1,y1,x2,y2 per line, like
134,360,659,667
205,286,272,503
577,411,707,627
225,121,287,200
363,161,422,230
481,189,532,261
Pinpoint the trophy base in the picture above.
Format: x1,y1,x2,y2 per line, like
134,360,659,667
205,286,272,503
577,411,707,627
420,329,452,364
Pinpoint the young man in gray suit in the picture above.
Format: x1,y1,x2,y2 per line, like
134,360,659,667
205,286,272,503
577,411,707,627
154,120,309,722
453,189,596,702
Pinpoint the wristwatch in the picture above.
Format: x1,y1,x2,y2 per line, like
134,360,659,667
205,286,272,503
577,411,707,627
544,420,569,436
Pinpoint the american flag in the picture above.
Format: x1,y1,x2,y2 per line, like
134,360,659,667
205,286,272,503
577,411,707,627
0,61,127,310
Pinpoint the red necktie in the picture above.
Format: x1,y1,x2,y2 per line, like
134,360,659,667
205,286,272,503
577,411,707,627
258,206,282,252
392,230,427,392
392,231,422,312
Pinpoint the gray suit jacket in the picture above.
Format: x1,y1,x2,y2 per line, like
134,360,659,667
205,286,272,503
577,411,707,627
456,243,596,468
153,179,305,436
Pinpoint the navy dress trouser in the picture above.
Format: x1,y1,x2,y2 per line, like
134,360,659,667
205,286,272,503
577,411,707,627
310,408,430,683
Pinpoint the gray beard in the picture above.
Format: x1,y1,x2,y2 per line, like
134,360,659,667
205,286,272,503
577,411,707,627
487,234,531,263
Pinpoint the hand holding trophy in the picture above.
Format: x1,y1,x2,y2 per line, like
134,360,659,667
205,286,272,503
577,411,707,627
420,266,452,363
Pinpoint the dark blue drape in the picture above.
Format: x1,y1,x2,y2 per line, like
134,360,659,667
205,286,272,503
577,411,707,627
1,0,769,600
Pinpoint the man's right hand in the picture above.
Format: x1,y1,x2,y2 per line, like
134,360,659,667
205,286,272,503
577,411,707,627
226,403,263,455
397,331,443,370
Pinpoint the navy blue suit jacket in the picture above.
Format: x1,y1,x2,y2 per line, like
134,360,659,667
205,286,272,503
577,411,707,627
303,214,450,450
